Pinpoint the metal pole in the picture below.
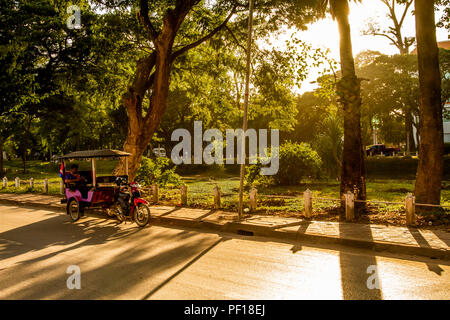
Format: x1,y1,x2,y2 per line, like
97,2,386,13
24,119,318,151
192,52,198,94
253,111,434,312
238,0,254,220
92,158,96,188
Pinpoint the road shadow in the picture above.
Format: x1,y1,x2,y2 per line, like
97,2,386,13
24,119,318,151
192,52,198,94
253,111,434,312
141,237,227,299
407,227,445,275
430,229,450,247
158,207,182,217
338,222,383,300
2,205,447,299
290,220,312,253
0,212,138,264
0,209,227,299
195,210,217,221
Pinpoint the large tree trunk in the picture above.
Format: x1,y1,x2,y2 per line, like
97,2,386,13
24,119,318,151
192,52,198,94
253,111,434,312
0,127,3,178
22,117,32,174
413,0,444,205
113,1,235,180
114,51,172,180
335,0,366,210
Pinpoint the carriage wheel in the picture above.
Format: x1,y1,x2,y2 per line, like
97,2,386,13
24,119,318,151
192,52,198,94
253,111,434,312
67,198,82,222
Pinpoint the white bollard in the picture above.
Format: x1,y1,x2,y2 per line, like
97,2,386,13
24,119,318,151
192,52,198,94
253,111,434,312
60,180,64,195
152,184,159,204
345,191,355,221
304,189,313,219
405,193,416,226
15,177,20,188
30,178,34,189
180,185,187,206
249,187,257,212
213,186,221,209
44,178,49,193
3,177,7,188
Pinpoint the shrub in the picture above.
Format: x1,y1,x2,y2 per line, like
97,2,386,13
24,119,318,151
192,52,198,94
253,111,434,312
275,142,322,185
136,157,182,188
246,142,322,186
312,113,343,179
245,162,272,187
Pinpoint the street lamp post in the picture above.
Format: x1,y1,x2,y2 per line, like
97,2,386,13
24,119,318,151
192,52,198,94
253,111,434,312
238,0,254,220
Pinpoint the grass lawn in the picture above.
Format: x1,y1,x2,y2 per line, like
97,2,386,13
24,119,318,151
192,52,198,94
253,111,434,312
2,159,449,226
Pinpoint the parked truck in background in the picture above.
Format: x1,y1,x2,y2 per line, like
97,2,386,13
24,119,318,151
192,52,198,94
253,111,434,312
366,144,401,157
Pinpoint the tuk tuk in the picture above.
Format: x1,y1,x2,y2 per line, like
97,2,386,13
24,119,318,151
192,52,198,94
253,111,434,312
59,149,150,227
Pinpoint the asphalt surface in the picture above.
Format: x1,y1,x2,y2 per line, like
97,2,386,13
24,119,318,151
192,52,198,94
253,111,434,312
0,204,449,300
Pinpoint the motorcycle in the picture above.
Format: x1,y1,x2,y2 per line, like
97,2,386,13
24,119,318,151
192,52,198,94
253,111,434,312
114,177,151,227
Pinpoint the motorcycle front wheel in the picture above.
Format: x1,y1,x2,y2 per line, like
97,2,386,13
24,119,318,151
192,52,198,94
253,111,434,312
135,204,150,227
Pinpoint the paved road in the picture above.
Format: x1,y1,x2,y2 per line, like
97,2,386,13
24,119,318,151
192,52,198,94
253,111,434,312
0,204,449,300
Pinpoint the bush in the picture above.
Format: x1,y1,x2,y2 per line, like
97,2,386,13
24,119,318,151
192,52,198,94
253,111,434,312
275,142,322,185
246,142,322,186
245,162,272,187
136,157,182,188
312,113,343,179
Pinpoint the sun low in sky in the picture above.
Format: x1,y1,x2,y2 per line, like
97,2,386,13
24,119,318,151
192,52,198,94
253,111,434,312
268,1,449,93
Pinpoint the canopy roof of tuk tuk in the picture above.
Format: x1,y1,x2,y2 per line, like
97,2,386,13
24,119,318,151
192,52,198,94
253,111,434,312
59,149,131,159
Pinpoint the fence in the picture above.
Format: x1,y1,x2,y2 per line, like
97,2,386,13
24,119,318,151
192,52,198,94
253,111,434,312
2,177,64,195
2,176,449,226
141,184,449,227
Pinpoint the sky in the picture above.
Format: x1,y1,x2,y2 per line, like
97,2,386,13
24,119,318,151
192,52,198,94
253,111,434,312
266,1,449,93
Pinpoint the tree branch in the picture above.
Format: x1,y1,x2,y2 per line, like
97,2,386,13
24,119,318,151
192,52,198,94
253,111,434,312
170,5,236,62
399,0,413,27
225,25,246,52
368,32,398,47
138,0,159,43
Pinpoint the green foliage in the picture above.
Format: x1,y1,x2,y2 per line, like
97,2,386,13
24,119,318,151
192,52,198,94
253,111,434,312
136,157,182,188
0,0,130,162
275,142,322,185
246,142,322,186
312,112,343,179
249,48,298,132
245,162,272,187
437,0,450,31
288,84,339,145
356,51,419,147
440,48,450,107
286,37,339,93
0,0,324,165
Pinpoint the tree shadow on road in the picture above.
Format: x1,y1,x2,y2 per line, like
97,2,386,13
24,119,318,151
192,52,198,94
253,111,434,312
290,220,312,253
0,211,131,262
338,222,383,300
0,209,227,299
407,227,445,276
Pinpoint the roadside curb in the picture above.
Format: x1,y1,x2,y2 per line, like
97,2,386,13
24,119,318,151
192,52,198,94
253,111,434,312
152,215,450,261
1,198,448,261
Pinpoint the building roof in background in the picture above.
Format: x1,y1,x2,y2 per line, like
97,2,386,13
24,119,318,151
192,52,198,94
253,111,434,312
411,40,450,54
